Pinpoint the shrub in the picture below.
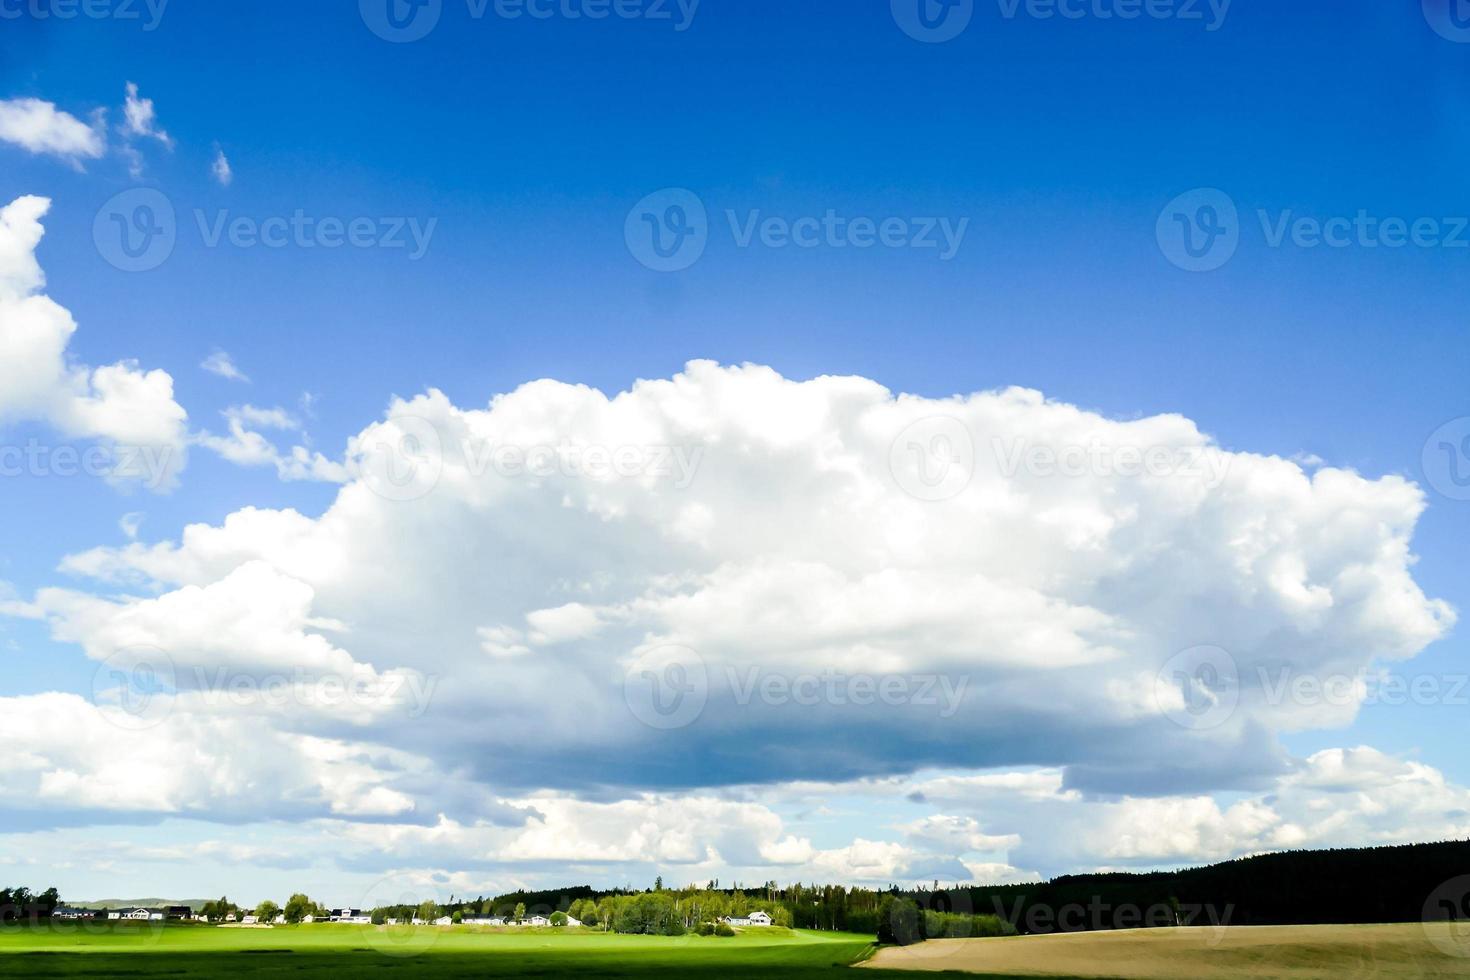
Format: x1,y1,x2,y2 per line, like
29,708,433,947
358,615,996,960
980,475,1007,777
714,922,735,937
696,922,715,936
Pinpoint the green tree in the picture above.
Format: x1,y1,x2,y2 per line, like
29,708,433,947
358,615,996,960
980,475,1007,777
283,893,314,924
416,900,438,922
514,902,526,922
255,900,281,923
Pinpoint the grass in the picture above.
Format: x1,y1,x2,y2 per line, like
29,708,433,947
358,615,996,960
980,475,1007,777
0,922,907,979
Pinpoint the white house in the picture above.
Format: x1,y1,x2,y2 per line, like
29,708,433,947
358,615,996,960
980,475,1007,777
301,915,316,924
331,908,372,924
272,914,287,924
525,914,551,927
106,912,121,920
433,916,453,926
241,915,258,925
722,910,772,927
464,916,504,926
565,915,583,927
122,908,159,921
225,912,238,922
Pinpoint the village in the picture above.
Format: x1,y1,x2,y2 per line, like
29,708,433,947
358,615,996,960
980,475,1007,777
48,905,775,930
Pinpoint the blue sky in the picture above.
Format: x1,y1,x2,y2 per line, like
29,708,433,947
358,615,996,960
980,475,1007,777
0,0,1468,904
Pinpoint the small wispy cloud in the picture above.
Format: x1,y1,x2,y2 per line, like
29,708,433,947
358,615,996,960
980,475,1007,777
119,512,145,540
121,82,172,147
211,143,233,186
201,350,249,383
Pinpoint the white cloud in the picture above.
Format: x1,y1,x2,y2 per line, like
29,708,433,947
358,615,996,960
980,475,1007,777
121,81,171,147
211,144,233,186
0,196,189,489
201,350,249,382
0,98,105,166
33,361,1453,805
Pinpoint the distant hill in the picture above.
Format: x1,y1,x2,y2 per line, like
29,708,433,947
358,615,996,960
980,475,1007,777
78,898,213,910
940,839,1470,933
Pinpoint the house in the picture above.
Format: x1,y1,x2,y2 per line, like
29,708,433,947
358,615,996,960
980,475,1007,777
224,912,238,922
525,914,551,927
165,906,192,920
722,910,772,927
52,908,96,920
272,914,287,924
241,915,258,925
433,916,453,926
301,915,316,924
331,908,371,924
122,908,160,921
565,915,583,927
463,916,503,926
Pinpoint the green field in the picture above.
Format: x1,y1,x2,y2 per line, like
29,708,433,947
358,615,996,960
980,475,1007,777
0,923,904,979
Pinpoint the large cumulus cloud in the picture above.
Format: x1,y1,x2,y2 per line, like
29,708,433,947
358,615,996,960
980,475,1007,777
18,357,1452,819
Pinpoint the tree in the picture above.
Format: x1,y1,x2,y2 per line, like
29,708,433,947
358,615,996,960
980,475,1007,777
550,911,567,926
877,896,922,946
513,902,526,922
283,893,315,924
416,900,438,922
452,910,464,924
255,900,281,923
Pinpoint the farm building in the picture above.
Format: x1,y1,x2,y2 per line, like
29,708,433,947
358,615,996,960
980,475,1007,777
722,910,772,927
